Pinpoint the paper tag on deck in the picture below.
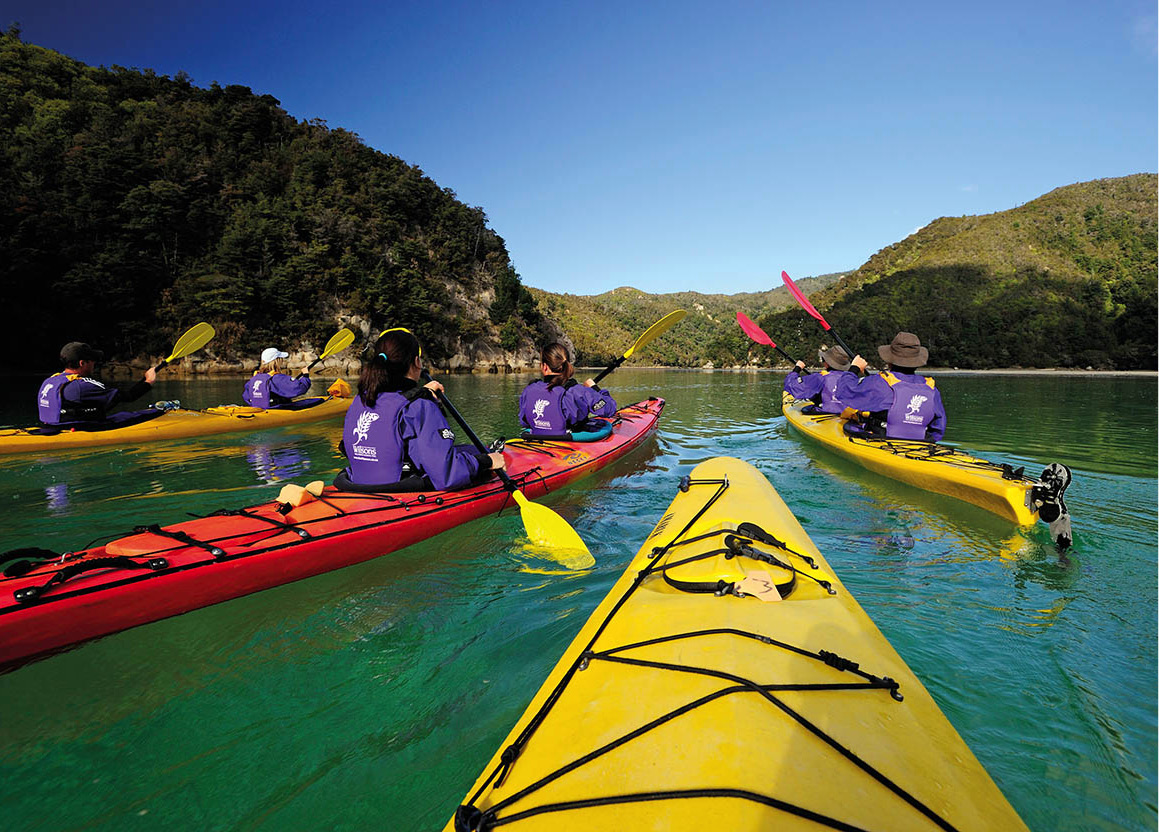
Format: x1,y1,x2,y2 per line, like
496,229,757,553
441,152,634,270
735,571,783,602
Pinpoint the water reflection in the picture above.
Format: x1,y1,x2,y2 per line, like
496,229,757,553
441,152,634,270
45,482,69,514
245,444,312,484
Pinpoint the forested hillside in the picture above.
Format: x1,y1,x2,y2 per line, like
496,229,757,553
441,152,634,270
3,34,1153,375
0,32,545,373
532,274,843,366
760,175,1157,369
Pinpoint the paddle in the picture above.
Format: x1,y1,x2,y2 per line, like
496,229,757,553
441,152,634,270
779,270,858,364
421,370,594,568
153,322,215,372
735,311,808,372
305,327,355,373
592,309,687,384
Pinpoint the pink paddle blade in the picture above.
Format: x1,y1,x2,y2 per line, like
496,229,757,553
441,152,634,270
736,311,776,347
781,270,832,331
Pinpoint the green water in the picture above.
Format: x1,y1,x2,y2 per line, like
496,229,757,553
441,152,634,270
0,371,1155,831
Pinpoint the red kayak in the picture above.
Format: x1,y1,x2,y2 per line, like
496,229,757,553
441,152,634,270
0,398,664,668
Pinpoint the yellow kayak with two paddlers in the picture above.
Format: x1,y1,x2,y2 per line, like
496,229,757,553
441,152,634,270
449,456,1025,831
781,392,1073,547
0,384,353,455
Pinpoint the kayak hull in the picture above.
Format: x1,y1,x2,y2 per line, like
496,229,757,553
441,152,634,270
782,392,1039,525
449,456,1026,831
0,399,664,667
0,395,353,454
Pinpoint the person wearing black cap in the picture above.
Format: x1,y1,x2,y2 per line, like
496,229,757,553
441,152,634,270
36,342,157,426
837,332,947,442
782,344,857,414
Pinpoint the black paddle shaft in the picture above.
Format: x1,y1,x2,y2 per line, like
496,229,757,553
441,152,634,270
421,371,516,491
591,356,624,385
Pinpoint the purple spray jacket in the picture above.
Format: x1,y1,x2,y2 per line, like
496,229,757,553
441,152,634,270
37,372,78,424
243,372,311,409
342,389,481,490
37,373,152,424
838,371,946,441
783,369,856,414
518,379,617,436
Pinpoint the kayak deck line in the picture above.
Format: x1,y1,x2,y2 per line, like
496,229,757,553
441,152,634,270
450,457,1026,831
782,393,1073,547
0,399,665,668
454,476,951,833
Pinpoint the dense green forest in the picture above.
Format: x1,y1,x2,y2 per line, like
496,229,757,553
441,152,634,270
0,31,543,373
760,175,1157,369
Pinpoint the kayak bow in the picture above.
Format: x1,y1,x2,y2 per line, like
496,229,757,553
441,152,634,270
449,456,1026,831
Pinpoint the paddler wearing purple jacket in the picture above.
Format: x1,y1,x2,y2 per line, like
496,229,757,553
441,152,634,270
782,344,857,414
335,328,504,492
518,343,618,437
37,341,157,425
838,332,947,442
242,347,312,408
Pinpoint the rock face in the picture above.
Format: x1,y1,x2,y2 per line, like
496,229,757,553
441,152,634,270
101,315,577,379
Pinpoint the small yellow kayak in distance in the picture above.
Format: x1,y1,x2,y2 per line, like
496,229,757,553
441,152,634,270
0,391,352,455
449,456,1026,831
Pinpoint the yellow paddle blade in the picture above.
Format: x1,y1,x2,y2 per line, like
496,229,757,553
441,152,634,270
623,309,687,359
319,327,355,360
511,490,594,569
164,322,215,363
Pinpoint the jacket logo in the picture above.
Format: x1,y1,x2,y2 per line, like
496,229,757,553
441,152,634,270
353,411,379,444
440,428,455,440
904,394,928,423
593,399,606,411
39,382,55,404
532,398,550,420
253,379,264,393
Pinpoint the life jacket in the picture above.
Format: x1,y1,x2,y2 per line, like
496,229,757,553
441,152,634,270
817,369,853,415
37,373,78,425
881,371,938,440
343,392,411,484
243,372,273,409
521,379,578,436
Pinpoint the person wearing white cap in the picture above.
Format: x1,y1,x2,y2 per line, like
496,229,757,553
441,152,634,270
242,347,312,409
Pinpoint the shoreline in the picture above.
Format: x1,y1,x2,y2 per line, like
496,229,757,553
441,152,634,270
6,365,1156,381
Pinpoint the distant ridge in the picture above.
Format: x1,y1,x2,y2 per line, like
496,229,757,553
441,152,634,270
533,175,1157,370
760,174,1156,369
530,274,844,367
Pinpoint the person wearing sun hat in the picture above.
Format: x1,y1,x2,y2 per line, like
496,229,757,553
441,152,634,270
242,346,312,409
37,341,157,425
782,343,857,414
838,332,947,442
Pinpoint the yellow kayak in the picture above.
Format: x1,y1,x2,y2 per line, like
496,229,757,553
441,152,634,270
450,456,1026,831
782,392,1073,545
0,390,352,455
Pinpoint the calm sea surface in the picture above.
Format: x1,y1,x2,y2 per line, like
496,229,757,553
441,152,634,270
0,370,1155,830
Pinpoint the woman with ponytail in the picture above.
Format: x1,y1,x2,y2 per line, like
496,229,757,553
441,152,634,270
336,329,504,492
518,343,618,438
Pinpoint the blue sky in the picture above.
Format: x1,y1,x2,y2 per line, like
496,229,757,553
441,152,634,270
4,0,1156,294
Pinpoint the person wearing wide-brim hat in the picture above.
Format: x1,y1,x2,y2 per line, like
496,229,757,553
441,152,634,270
242,346,312,409
839,332,947,442
36,341,158,426
782,344,858,415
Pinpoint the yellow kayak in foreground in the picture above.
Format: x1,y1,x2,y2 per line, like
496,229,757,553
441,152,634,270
782,392,1073,547
449,457,1026,831
0,391,352,455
